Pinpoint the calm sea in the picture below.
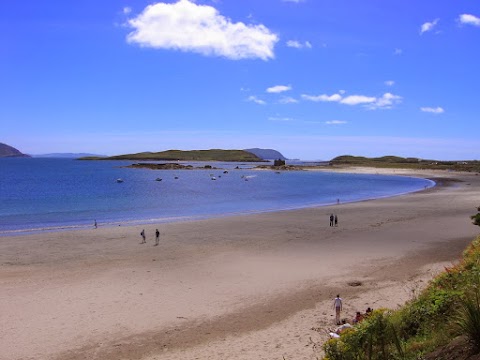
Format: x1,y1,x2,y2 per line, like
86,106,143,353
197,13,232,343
0,158,434,235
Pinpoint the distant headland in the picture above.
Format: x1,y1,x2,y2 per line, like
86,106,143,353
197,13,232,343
0,143,30,158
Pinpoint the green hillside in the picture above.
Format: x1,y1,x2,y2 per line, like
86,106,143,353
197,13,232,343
80,149,265,162
330,155,480,172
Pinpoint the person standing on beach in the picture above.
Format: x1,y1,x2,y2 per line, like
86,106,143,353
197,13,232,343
94,219,97,229
334,214,338,227
155,229,160,246
140,229,146,244
329,214,334,227
334,294,343,325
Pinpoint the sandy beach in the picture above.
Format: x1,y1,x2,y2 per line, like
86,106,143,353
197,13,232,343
1,168,479,360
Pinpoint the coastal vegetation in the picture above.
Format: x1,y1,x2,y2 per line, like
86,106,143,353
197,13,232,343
330,155,480,172
79,149,265,162
322,211,480,360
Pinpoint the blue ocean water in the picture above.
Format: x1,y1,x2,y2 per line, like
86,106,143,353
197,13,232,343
0,158,434,235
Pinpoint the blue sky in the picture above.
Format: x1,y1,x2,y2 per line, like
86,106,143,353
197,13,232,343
1,0,479,160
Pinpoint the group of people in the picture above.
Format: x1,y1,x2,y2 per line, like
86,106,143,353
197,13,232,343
330,295,373,338
329,214,338,227
140,229,161,246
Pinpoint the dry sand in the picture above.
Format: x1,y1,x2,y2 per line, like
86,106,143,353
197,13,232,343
1,168,479,360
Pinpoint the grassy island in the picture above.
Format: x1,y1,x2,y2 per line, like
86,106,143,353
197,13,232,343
80,149,265,162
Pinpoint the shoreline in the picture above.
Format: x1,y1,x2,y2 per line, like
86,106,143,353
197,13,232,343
1,168,479,360
0,167,436,237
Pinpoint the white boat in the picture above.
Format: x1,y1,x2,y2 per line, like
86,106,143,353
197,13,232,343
116,178,124,183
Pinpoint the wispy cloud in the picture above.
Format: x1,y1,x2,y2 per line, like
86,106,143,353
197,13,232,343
458,14,480,27
367,93,402,110
384,80,395,87
268,116,295,122
325,120,347,125
126,0,278,60
420,106,445,114
278,97,298,104
394,48,403,55
302,92,402,109
286,40,312,49
123,7,132,14
301,93,342,102
420,18,439,34
247,96,266,105
282,0,305,3
266,85,292,93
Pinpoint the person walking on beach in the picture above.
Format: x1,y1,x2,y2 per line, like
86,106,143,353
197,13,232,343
140,229,146,244
334,294,343,325
334,214,338,227
94,219,97,229
329,214,334,227
155,229,160,246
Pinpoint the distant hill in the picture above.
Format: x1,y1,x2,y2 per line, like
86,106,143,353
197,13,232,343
244,148,287,160
33,153,106,159
0,143,30,158
330,155,480,172
80,149,265,162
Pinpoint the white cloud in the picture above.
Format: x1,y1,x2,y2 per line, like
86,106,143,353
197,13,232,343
126,0,279,60
247,95,266,105
268,116,295,122
420,106,445,114
367,93,402,109
340,95,376,105
302,91,401,109
459,14,480,27
420,18,439,34
278,97,298,104
266,85,292,93
286,40,312,49
301,93,342,102
325,120,347,125
339,90,346,94
384,80,395,87
123,7,132,14
282,0,305,3
394,48,403,55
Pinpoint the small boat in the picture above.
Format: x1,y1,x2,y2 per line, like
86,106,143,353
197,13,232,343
211,177,217,180
155,178,163,182
116,178,124,183
174,176,179,179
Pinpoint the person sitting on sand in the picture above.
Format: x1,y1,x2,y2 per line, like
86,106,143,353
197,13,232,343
365,307,373,316
353,311,364,324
